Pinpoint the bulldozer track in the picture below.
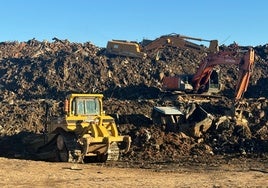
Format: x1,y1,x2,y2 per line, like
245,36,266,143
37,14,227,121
107,142,120,161
35,131,122,163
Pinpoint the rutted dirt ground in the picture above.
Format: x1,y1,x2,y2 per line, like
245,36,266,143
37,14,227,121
0,38,268,187
0,157,267,187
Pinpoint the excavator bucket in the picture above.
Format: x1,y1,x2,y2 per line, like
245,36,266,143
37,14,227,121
152,104,214,137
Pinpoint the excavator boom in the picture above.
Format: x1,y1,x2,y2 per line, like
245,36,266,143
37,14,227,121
142,33,219,53
234,48,255,100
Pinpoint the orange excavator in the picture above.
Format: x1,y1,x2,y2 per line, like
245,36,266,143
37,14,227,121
106,33,218,59
141,33,219,60
191,46,255,100
162,45,255,101
153,45,255,137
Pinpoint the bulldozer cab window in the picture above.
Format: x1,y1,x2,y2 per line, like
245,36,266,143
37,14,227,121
74,98,100,115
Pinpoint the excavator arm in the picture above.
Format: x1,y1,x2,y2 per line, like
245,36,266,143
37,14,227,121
142,33,219,54
234,48,255,100
192,48,255,100
143,34,203,51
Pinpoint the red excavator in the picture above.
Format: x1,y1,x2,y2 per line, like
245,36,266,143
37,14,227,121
162,44,255,101
154,45,255,137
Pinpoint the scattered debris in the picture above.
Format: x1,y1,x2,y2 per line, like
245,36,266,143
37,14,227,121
0,37,267,163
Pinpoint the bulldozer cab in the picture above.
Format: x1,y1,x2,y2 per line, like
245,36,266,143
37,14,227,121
72,97,101,116
64,93,104,117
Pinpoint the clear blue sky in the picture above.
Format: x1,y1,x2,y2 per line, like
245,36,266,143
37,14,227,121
1,0,267,47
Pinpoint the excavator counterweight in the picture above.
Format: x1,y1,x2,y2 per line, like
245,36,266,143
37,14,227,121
106,40,146,58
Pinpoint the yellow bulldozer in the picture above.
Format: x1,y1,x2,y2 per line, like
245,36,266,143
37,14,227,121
30,93,131,163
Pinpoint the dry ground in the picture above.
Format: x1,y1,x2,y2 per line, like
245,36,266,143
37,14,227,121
0,157,267,188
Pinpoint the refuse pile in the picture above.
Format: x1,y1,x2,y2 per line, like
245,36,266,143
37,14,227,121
0,38,267,163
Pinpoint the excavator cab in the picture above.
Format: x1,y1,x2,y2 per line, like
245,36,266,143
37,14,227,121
162,69,221,94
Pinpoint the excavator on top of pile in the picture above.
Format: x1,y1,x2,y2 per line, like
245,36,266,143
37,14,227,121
153,44,255,137
27,93,131,163
106,33,219,59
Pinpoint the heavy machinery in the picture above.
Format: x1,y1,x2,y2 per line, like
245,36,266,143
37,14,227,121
106,40,146,58
162,46,255,99
192,47,255,100
142,33,219,52
106,33,218,59
141,33,219,60
34,93,131,163
152,103,214,137
153,46,255,137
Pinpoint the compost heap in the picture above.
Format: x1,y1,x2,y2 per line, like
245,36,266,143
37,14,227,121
0,38,268,163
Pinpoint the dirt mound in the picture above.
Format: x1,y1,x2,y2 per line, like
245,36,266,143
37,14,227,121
0,38,267,163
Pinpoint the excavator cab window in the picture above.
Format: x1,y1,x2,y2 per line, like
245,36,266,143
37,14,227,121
73,97,100,116
206,70,221,93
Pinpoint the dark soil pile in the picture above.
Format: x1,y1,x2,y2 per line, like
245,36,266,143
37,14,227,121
0,38,267,163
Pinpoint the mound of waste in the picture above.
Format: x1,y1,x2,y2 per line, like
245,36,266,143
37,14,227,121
0,38,267,162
